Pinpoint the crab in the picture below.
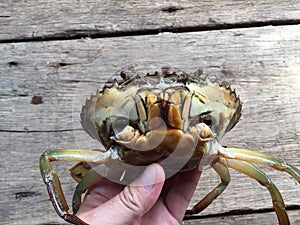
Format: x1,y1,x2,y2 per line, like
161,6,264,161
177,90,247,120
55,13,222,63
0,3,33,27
40,67,300,225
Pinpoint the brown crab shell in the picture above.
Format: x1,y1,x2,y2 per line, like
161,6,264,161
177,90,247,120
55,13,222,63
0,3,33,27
80,71,242,152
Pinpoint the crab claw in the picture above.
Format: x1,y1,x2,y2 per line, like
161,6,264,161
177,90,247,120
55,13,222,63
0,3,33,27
113,125,142,147
190,123,214,142
113,124,168,151
115,125,140,142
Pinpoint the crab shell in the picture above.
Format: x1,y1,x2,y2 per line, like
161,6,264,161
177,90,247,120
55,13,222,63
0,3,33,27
80,70,241,170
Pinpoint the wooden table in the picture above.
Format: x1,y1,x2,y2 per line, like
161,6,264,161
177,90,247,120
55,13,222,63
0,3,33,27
1,1,300,224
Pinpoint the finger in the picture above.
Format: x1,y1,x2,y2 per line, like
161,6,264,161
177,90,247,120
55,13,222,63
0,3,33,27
163,168,201,222
77,178,124,215
79,164,165,225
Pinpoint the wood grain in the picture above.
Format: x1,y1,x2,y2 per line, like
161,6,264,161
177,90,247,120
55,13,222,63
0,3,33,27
1,0,300,41
1,15,300,225
183,210,300,225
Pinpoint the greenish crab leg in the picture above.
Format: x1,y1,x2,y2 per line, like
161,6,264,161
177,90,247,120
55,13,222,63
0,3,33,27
40,149,111,225
187,161,230,214
72,166,105,213
219,147,300,182
70,163,91,183
224,158,290,225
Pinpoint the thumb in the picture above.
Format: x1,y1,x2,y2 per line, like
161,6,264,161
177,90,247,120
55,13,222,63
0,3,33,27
90,164,165,225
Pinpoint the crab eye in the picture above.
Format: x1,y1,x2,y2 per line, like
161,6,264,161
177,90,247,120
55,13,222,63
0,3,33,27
203,118,212,126
199,112,212,127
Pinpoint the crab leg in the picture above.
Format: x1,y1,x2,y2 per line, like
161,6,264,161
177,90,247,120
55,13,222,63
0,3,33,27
187,161,230,214
219,147,300,182
40,149,111,225
224,158,290,225
70,163,91,183
72,166,105,213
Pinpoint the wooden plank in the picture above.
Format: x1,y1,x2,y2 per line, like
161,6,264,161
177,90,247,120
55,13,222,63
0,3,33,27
0,131,76,225
1,133,300,225
1,25,300,224
183,210,300,225
1,0,300,41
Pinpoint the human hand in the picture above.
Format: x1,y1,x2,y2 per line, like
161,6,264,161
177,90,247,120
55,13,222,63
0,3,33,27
76,164,201,225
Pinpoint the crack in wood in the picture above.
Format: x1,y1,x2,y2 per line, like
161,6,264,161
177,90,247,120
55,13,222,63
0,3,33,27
183,205,300,221
15,191,41,200
161,6,184,13
37,223,62,225
0,19,300,44
8,61,18,67
0,128,83,133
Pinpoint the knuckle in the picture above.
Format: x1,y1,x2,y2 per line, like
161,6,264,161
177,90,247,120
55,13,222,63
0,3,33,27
119,186,144,216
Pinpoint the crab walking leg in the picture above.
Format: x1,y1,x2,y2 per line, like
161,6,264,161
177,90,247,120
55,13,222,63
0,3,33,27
40,149,111,225
187,161,230,214
225,158,290,225
219,147,300,182
70,163,91,183
72,166,105,213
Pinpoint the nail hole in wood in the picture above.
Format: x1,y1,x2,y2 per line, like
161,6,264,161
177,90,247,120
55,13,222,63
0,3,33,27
31,96,43,105
161,6,184,13
8,61,18,67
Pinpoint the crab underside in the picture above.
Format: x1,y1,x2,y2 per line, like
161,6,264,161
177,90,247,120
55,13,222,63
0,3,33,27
40,68,300,225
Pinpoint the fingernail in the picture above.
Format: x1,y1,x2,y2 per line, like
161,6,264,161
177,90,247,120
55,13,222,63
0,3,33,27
140,165,157,191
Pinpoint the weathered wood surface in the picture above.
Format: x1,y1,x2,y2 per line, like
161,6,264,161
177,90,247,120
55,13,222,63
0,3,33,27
1,0,300,224
184,210,300,225
1,0,300,41
1,24,300,224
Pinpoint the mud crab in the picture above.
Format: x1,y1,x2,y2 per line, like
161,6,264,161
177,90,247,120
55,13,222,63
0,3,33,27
40,67,300,225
